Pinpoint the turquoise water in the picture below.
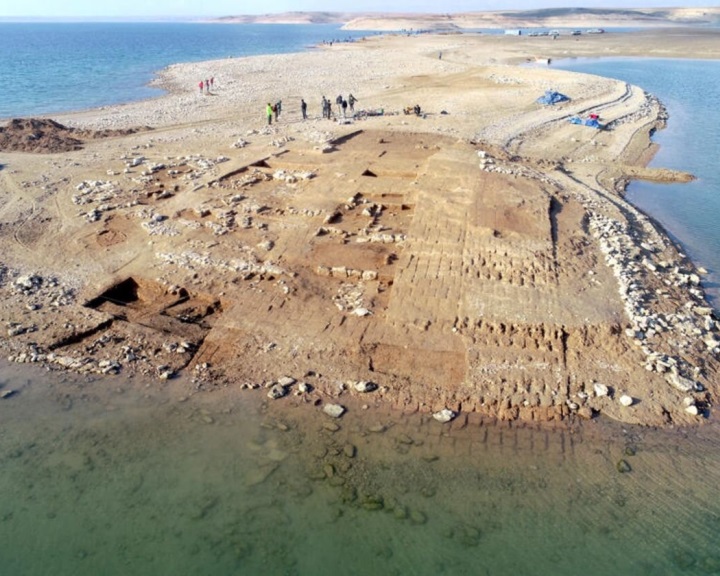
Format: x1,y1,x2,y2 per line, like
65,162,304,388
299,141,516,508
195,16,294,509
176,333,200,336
1,363,720,575
0,22,369,118
553,58,720,307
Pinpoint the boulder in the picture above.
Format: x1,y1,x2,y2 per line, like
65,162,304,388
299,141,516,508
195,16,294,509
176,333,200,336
433,408,456,423
323,403,346,418
593,382,609,397
353,380,377,393
267,384,288,400
668,372,698,393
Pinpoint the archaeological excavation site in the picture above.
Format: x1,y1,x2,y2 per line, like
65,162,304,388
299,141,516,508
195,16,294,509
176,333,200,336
0,118,718,427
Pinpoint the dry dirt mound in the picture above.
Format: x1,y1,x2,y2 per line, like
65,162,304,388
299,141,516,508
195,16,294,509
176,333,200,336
0,118,151,153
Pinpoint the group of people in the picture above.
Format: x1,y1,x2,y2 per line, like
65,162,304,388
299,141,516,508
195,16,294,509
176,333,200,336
198,78,214,94
264,94,358,125
321,94,357,119
265,100,283,125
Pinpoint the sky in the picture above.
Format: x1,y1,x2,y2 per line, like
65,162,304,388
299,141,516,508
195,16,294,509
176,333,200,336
0,0,709,19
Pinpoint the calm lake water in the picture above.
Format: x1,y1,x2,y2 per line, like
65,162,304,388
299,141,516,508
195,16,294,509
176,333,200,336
1,363,719,575
0,22,370,118
553,58,720,308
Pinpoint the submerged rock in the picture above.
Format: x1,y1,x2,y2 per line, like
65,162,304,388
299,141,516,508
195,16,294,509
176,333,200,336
362,495,384,511
409,509,428,525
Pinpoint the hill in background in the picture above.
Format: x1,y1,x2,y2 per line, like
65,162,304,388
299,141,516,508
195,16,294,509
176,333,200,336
210,7,720,30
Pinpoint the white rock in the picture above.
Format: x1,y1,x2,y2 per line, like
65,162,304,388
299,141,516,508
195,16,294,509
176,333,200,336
277,376,296,387
433,408,457,423
619,395,634,407
323,403,345,418
353,380,377,393
593,382,609,397
683,396,696,407
352,308,372,317
15,275,40,290
685,405,699,416
667,372,697,393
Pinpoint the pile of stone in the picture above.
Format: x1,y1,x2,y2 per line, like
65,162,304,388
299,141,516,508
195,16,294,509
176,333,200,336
316,266,378,281
356,232,407,244
141,213,180,236
157,250,290,279
332,282,370,314
588,210,714,395
272,169,315,184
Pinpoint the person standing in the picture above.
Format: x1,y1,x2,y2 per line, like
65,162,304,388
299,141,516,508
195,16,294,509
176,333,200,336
348,93,357,112
199,81,204,94
301,99,307,120
266,103,273,125
276,100,282,119
341,98,348,118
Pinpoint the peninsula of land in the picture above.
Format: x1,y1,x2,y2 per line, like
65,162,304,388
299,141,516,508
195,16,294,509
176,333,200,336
1,28,719,427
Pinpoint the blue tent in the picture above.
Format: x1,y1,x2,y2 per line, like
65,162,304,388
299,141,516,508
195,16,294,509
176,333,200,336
569,116,602,129
536,90,570,105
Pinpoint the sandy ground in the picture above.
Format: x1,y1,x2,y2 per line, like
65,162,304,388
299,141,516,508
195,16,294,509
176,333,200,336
0,29,719,427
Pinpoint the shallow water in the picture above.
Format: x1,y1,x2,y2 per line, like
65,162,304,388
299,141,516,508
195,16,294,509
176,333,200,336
1,364,719,575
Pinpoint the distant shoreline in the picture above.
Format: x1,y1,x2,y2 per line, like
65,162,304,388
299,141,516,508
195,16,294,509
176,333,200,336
208,7,720,31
